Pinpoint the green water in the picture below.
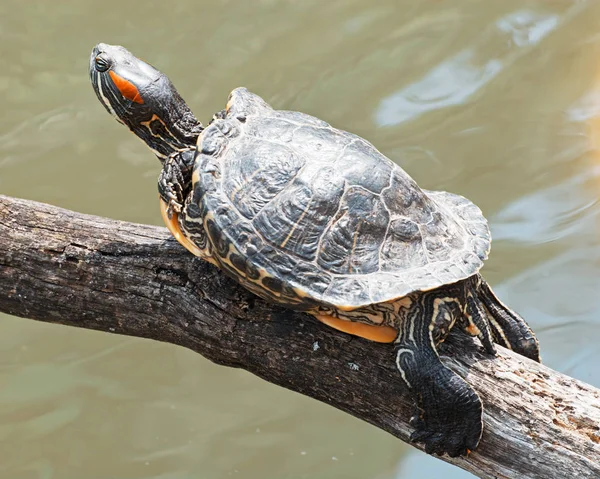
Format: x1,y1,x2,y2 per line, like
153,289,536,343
1,1,599,478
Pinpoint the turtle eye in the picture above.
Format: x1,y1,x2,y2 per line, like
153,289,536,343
95,55,110,72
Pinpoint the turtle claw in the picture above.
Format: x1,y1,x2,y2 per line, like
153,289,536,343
158,151,195,218
419,432,449,456
167,196,182,215
409,414,424,429
402,362,483,457
409,409,482,457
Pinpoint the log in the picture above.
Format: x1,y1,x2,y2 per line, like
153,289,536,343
0,194,599,478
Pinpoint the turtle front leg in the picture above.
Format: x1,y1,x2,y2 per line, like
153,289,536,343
158,148,196,218
157,148,215,262
477,278,540,362
395,295,483,457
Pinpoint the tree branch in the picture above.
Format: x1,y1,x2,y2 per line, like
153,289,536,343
0,194,599,478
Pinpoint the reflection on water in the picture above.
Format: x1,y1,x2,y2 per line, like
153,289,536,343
492,165,599,244
375,8,563,126
1,1,600,478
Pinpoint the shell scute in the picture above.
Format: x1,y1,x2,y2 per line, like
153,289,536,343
317,187,389,275
336,140,393,194
253,166,345,262
192,90,491,309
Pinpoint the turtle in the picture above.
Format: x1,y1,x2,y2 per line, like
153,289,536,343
89,43,540,457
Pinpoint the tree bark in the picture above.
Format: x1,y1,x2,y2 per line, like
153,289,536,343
0,194,598,478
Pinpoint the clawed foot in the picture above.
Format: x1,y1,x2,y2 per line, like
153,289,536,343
158,174,183,219
478,279,541,362
409,403,482,457
158,150,195,219
397,345,483,456
398,362,484,457
394,285,489,457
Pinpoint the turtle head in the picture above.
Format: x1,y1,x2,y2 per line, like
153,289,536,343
89,43,203,161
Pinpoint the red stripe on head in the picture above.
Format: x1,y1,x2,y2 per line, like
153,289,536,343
109,70,144,104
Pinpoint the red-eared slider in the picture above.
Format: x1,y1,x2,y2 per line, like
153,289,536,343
90,43,540,457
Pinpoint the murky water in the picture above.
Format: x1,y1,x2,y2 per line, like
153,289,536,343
1,1,599,478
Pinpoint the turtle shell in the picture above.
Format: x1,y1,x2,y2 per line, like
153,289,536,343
191,88,490,310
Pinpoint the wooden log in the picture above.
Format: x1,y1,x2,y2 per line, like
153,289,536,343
0,194,598,478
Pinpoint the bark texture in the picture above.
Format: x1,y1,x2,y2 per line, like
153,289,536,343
0,194,599,478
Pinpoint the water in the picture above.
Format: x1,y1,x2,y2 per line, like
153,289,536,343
1,1,599,478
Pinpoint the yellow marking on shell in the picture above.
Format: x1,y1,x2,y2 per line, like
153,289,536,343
159,198,217,265
204,213,285,299
247,266,284,299
348,220,362,274
312,313,398,343
220,245,236,269
238,264,284,300
293,287,310,299
192,168,200,186
227,167,262,203
280,199,312,249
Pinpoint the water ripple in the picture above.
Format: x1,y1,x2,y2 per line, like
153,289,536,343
492,165,600,244
375,9,561,126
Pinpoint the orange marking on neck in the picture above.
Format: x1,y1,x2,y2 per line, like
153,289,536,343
109,70,144,104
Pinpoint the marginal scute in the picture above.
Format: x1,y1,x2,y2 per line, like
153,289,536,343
326,277,371,306
261,275,285,296
229,250,261,280
225,221,264,257
205,218,228,258
193,91,491,310
290,261,332,299
368,274,411,304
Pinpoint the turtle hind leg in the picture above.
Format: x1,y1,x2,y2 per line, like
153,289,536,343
477,278,540,362
395,294,483,457
463,285,497,355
